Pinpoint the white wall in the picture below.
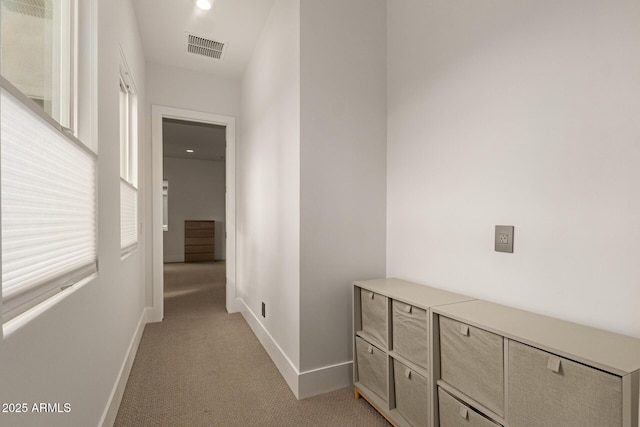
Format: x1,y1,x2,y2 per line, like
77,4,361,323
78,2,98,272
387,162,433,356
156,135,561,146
238,0,301,373
387,0,640,339
145,62,240,115
299,0,387,375
238,0,387,398
163,157,226,262
0,0,148,425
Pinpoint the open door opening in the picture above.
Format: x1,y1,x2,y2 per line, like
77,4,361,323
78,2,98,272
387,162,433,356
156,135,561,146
151,106,237,322
161,118,226,318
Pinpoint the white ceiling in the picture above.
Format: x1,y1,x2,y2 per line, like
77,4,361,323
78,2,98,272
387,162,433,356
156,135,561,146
136,1,274,161
163,118,226,161
133,0,275,79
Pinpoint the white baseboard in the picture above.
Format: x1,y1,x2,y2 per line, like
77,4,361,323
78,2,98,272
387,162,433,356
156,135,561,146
298,361,353,399
99,307,151,427
163,255,183,263
236,298,353,400
149,305,163,323
226,297,241,314
145,307,157,323
237,298,300,397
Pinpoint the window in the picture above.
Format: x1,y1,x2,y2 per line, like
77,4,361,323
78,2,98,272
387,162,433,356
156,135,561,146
1,82,96,328
1,0,94,331
0,0,75,129
119,53,138,254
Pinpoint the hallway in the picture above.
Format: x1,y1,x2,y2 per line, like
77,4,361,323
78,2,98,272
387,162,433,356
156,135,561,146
114,262,390,426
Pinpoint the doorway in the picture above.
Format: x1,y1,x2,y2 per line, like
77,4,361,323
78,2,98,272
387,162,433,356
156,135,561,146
151,105,237,322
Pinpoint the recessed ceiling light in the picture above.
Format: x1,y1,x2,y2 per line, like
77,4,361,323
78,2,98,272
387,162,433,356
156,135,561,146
196,0,212,10
186,149,194,153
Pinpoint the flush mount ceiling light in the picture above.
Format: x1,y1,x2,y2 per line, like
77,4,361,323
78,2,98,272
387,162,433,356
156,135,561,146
186,149,194,153
196,0,212,10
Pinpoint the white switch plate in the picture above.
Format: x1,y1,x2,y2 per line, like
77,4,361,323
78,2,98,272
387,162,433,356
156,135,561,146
495,225,514,253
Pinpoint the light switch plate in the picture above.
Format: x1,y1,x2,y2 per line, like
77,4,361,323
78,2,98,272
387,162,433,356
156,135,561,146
495,225,514,253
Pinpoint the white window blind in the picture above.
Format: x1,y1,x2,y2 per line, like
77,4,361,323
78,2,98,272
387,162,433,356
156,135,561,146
120,179,137,252
1,85,97,323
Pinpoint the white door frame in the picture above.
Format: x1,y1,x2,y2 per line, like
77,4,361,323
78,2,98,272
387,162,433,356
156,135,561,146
151,105,238,321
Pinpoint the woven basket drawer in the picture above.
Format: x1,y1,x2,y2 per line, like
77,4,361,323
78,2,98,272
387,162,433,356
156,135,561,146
439,316,504,416
360,289,388,349
393,359,429,427
355,336,387,402
438,387,502,427
507,340,622,427
392,300,428,369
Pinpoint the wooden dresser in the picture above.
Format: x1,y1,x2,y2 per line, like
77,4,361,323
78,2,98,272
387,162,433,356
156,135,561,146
184,220,215,262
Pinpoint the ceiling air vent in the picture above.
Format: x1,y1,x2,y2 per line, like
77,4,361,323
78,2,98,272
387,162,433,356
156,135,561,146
186,33,226,60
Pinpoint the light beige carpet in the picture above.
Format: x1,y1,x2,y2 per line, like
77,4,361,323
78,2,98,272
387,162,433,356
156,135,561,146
114,262,390,426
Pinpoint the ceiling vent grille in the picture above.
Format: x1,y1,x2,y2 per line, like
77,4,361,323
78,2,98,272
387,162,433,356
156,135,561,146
186,33,226,60
2,0,52,19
